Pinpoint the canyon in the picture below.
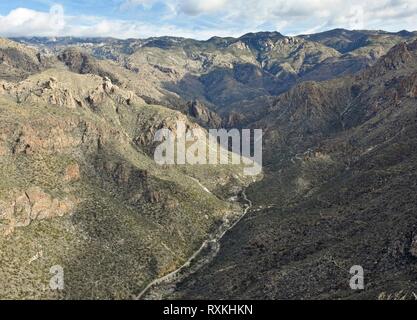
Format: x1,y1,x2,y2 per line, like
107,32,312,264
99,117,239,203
1,28,417,299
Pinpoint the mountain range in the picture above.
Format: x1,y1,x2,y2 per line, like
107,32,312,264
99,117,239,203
1,28,417,299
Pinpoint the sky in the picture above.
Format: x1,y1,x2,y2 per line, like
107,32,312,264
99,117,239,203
0,0,416,40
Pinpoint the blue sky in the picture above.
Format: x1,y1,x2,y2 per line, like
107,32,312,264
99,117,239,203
0,0,416,39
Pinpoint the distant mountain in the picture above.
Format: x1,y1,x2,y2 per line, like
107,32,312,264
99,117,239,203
14,30,415,126
301,28,417,54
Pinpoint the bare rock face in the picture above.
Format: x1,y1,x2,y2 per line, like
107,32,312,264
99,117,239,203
64,163,81,182
0,132,7,156
103,76,114,93
134,112,194,149
9,124,82,155
147,191,162,204
58,48,120,85
226,111,246,128
0,187,77,236
0,145,7,156
0,81,6,94
187,100,222,128
1,77,78,109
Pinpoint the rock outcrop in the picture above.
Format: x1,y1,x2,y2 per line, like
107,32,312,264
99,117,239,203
0,187,77,236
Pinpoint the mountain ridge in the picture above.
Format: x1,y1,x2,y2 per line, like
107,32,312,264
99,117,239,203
1,30,417,299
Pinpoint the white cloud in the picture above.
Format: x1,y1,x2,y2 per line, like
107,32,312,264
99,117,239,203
63,17,240,39
0,4,65,37
0,5,233,39
120,0,156,10
179,0,227,15
121,0,417,33
1,1,417,40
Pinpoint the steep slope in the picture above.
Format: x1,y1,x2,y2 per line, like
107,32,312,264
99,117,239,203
171,40,417,300
14,32,392,126
4,31,417,301
301,29,417,54
123,31,414,124
127,33,341,109
0,38,54,82
0,44,253,299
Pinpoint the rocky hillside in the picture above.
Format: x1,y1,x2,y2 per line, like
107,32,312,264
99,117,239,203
2,29,417,300
172,40,417,300
0,39,253,299
16,30,416,127
0,38,55,82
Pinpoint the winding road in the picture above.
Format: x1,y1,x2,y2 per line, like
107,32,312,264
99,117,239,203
136,184,252,300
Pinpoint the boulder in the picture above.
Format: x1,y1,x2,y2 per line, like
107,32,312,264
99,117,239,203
64,163,81,182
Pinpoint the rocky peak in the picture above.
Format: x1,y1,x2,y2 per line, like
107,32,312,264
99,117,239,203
58,48,121,85
363,40,417,78
0,38,49,81
239,31,285,51
58,47,98,74
187,100,222,128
